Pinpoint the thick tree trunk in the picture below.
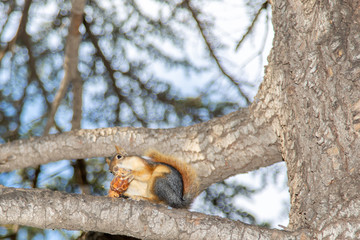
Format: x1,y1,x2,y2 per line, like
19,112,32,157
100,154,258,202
253,0,360,234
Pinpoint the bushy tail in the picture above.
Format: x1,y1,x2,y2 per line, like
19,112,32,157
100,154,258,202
145,149,199,208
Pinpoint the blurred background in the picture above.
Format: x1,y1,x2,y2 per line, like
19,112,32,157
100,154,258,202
0,0,289,239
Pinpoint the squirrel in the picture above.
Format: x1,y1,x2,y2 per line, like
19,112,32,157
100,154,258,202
106,146,199,208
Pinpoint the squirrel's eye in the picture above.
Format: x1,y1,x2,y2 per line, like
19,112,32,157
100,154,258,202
116,154,122,159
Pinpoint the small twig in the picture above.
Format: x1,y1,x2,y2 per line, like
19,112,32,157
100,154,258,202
237,10,270,77
83,18,148,126
0,1,16,39
24,36,52,109
184,0,251,105
0,0,32,63
235,1,268,51
71,72,83,130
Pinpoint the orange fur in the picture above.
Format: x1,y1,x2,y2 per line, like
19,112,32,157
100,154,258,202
144,149,199,201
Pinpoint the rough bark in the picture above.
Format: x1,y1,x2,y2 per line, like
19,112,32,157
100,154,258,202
0,186,309,240
0,109,281,191
252,0,360,236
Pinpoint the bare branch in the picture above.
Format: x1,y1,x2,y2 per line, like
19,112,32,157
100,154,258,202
235,1,268,51
23,36,52,110
71,69,83,130
43,0,86,134
83,18,149,126
184,0,251,105
0,1,16,40
0,109,281,191
0,186,308,239
0,0,32,62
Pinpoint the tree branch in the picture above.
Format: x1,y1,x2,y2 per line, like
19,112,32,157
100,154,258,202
235,1,268,51
71,73,83,130
0,186,308,239
0,0,32,63
43,0,86,134
83,18,147,126
184,0,251,105
0,108,281,191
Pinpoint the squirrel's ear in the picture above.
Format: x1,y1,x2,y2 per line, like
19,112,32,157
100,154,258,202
115,145,127,156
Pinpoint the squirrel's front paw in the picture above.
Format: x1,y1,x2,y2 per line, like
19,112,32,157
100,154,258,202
110,175,132,195
109,169,134,196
